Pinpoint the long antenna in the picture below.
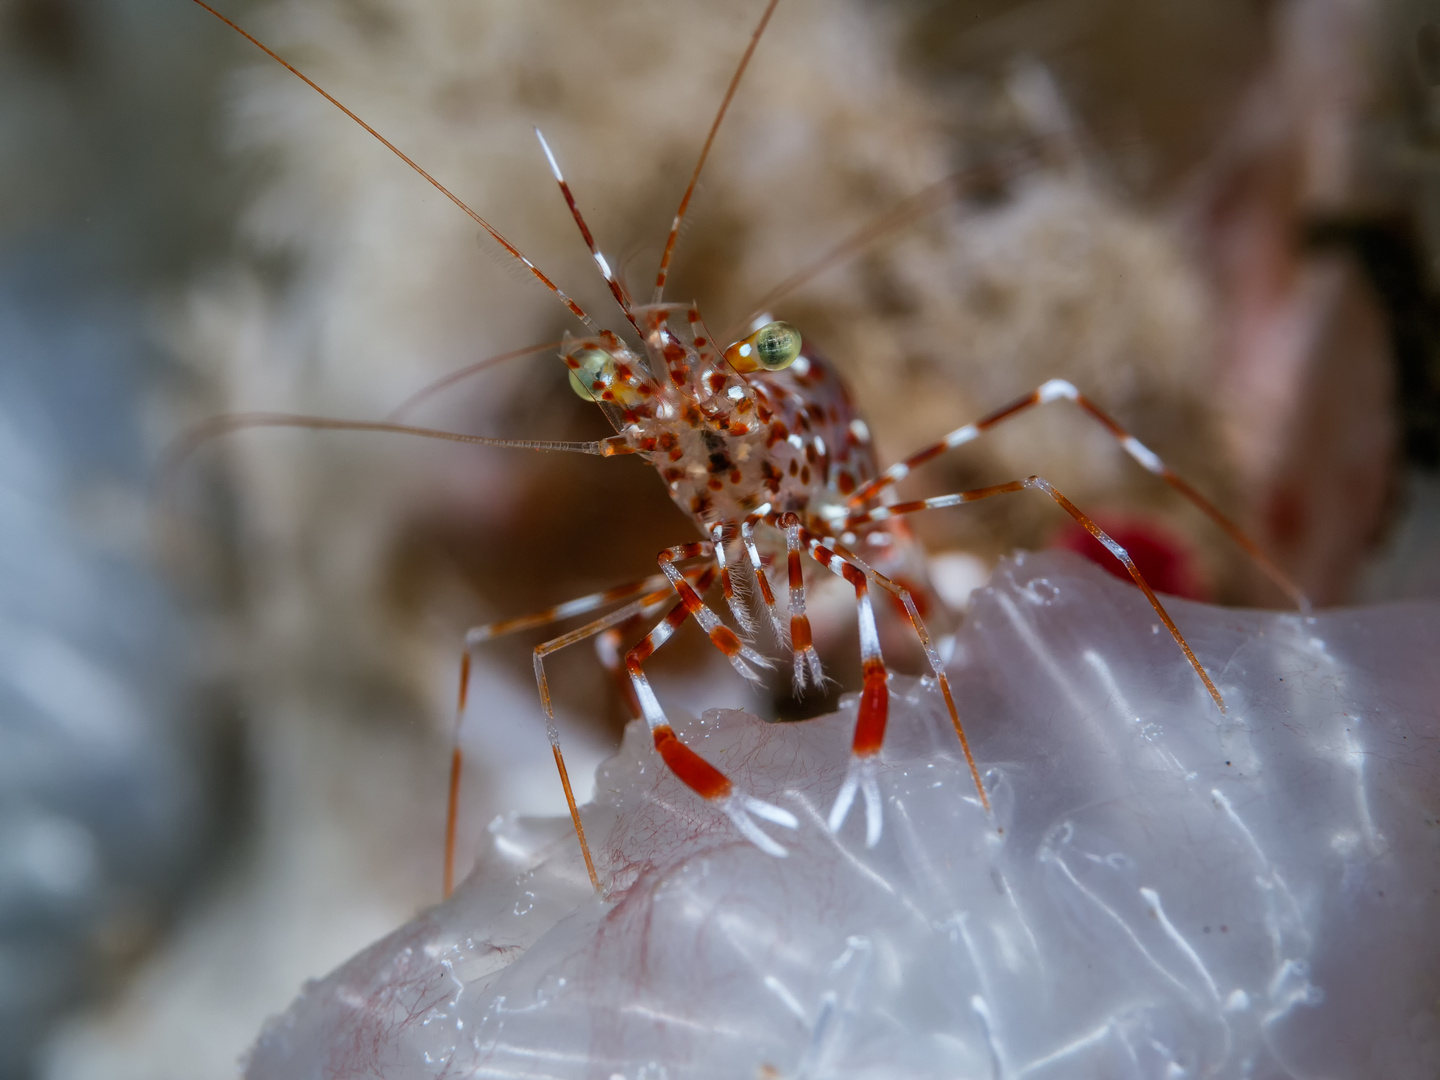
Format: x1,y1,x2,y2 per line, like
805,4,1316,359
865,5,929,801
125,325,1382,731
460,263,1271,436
728,169,971,339
188,0,595,331
163,412,629,483
535,128,645,339
386,340,561,422
651,0,783,304
155,411,633,558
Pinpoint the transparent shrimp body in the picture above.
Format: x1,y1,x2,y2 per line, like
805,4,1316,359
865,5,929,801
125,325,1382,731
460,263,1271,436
547,300,978,861
564,313,878,532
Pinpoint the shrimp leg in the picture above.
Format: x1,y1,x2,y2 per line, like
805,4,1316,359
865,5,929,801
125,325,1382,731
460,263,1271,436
849,379,1306,610
449,564,712,896
625,558,798,858
844,476,1226,714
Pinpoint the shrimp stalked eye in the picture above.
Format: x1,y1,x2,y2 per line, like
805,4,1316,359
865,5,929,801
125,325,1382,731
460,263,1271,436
567,347,614,401
724,320,802,373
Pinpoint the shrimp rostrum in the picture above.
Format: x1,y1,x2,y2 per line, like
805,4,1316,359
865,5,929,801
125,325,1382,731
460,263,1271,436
187,0,1304,898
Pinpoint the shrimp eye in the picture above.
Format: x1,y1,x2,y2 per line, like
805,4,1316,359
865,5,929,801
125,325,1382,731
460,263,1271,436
567,347,613,401
723,320,802,373
753,321,802,370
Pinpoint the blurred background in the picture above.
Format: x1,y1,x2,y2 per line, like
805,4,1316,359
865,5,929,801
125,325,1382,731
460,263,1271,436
0,0,1436,1075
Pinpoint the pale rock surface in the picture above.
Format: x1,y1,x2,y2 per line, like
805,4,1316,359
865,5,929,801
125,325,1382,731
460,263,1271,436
247,552,1440,1079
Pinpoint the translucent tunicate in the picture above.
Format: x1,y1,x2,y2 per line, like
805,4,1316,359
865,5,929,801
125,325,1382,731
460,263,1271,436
247,552,1440,1080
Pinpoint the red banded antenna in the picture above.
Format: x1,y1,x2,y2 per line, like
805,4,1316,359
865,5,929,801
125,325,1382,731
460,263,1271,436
651,0,783,304
535,129,645,339
188,0,595,331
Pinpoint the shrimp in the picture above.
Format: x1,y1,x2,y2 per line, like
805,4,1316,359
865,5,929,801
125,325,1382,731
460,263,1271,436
183,0,1304,900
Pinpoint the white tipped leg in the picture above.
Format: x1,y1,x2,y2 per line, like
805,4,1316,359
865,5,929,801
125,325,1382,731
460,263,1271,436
722,793,799,858
803,648,825,690
729,646,776,687
791,648,825,693
828,757,883,847
738,642,774,670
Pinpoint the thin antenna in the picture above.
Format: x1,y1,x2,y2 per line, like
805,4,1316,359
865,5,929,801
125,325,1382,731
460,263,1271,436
729,169,971,339
386,340,561,422
651,0,783,304
155,411,633,565
188,0,595,331
162,413,631,491
534,128,645,338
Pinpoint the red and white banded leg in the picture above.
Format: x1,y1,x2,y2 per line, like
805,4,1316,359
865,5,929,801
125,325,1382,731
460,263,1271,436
780,514,826,691
848,378,1307,611
819,533,991,818
802,538,891,846
449,564,712,896
465,573,671,645
533,568,719,892
710,522,758,638
740,506,787,645
844,476,1227,714
656,540,772,682
625,603,798,857
593,562,726,724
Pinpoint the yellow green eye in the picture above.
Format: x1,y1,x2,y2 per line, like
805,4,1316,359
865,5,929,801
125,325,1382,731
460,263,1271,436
723,320,802,373
753,321,802,370
567,347,613,401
